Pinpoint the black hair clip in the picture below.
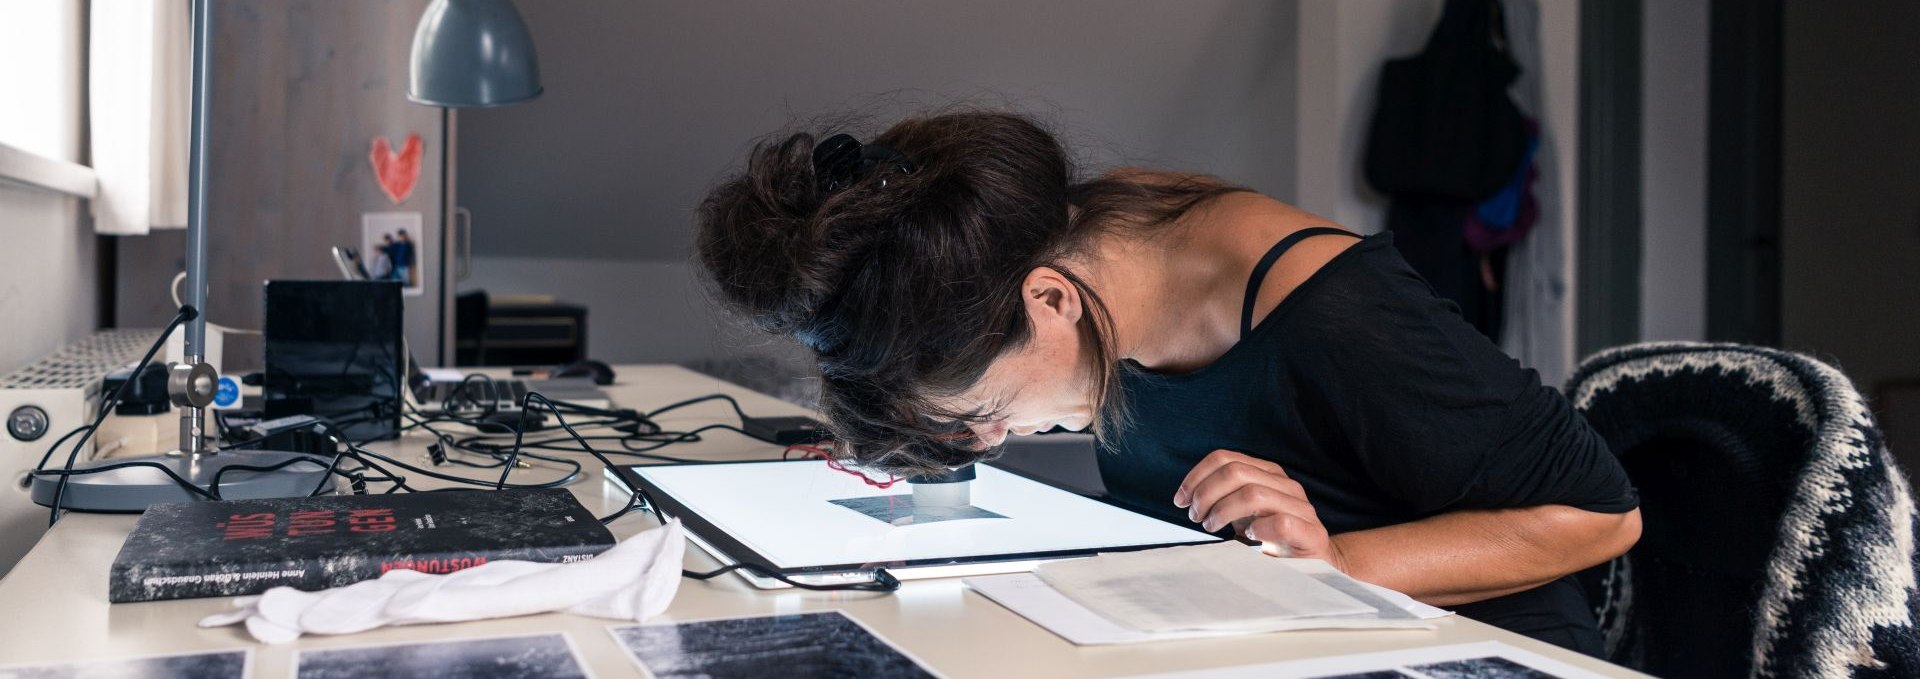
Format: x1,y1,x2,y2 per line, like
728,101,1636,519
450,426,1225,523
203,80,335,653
812,133,916,196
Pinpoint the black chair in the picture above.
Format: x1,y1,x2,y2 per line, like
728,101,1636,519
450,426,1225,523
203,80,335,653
1568,342,1920,679
454,290,489,366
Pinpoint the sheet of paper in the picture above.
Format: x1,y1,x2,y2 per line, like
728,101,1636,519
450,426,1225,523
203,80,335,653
968,560,1446,646
0,649,250,678
1114,640,1617,679
292,633,588,679
1035,541,1381,633
608,610,943,679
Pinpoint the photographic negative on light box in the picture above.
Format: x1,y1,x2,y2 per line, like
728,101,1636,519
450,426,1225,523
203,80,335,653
828,494,1008,526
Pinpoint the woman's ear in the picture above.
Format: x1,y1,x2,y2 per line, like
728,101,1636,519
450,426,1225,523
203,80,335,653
1023,267,1084,326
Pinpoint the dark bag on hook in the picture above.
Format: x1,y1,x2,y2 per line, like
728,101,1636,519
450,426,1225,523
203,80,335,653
1364,0,1528,201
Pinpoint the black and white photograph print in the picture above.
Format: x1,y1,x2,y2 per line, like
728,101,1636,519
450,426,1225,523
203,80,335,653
1407,656,1563,679
829,495,1008,526
610,610,941,679
0,649,248,679
293,633,588,679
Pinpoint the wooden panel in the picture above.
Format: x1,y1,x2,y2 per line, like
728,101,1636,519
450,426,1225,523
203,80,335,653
116,0,444,371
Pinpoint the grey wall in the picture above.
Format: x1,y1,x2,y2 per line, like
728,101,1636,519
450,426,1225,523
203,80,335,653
457,0,1299,365
1637,0,1709,342
1780,0,1920,457
0,0,94,373
458,0,1300,261
114,0,447,370
0,187,96,372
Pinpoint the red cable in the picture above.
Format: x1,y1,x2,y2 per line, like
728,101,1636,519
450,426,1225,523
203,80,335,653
788,440,900,489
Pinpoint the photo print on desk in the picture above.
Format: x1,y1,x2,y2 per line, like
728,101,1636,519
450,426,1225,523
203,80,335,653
829,494,1008,526
292,633,587,679
1406,655,1561,679
609,610,940,679
1120,641,1604,679
0,649,249,679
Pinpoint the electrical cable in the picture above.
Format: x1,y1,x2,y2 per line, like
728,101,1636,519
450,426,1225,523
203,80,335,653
170,271,260,335
44,307,193,525
645,393,750,423
44,364,895,591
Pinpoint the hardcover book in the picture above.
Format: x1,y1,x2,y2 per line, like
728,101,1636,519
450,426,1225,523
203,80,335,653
109,488,614,603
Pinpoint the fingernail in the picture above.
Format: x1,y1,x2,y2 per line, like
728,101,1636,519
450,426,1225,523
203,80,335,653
1173,490,1189,508
1245,527,1258,541
1202,519,1216,532
1187,508,1198,522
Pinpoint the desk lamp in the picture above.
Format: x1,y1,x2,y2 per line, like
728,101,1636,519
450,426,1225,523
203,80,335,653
30,0,329,511
407,0,542,108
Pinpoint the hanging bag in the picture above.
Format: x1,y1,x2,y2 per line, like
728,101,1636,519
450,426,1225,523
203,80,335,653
1364,0,1529,202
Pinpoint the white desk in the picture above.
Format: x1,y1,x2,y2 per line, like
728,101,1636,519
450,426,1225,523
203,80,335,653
0,365,1649,677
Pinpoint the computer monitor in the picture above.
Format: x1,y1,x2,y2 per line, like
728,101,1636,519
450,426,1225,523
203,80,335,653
263,280,405,441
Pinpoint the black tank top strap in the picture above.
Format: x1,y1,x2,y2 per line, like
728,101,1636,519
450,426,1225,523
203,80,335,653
1241,226,1361,338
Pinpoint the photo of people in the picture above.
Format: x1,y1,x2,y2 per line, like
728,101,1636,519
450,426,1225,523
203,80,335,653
361,212,424,296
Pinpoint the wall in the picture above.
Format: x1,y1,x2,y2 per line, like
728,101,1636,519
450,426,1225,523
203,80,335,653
457,0,1300,363
1292,0,1437,233
460,0,1300,261
0,0,94,372
114,0,447,370
1637,0,1709,342
465,254,797,366
1780,0,1920,456
1294,0,1581,380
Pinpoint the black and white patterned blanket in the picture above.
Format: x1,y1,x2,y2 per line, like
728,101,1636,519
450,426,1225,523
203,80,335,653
1569,342,1919,679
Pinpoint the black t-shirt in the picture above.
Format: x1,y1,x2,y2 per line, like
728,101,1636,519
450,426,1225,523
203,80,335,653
1096,230,1637,654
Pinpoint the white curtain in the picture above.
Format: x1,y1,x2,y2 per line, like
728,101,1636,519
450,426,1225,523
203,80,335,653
1498,0,1575,385
89,0,190,235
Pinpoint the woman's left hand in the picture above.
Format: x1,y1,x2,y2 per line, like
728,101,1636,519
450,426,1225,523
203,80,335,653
1174,449,1348,571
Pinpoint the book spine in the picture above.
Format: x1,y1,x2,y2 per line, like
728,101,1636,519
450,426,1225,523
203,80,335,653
109,558,342,603
108,542,613,603
366,543,610,578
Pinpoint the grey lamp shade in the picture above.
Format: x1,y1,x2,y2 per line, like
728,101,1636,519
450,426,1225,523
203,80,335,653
408,0,542,107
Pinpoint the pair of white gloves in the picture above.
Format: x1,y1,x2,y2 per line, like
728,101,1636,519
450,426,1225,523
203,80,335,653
200,520,685,644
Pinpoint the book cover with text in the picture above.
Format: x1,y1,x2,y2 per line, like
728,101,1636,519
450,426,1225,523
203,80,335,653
109,488,613,603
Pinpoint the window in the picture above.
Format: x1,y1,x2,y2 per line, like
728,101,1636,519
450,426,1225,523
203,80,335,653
0,0,84,164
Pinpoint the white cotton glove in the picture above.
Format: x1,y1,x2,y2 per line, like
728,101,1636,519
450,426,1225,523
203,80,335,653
200,519,686,644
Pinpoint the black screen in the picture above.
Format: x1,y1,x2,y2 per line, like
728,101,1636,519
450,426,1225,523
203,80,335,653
263,280,404,441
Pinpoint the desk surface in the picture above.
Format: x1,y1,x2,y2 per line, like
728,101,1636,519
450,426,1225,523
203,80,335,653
0,365,1648,677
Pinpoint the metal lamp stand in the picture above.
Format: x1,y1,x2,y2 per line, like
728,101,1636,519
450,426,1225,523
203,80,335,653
29,0,329,512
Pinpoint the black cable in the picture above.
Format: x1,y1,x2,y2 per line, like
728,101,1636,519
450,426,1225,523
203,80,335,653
645,393,750,423
46,307,192,526
35,424,94,470
206,455,340,500
445,374,502,415
617,475,898,592
342,444,580,490
680,561,900,593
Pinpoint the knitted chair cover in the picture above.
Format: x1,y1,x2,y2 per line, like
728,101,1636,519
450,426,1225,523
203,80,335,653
1568,342,1919,679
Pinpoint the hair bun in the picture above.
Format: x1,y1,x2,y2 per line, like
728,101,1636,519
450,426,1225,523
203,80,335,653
695,132,839,334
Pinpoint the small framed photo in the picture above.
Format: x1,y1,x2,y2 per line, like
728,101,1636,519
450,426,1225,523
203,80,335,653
362,211,425,297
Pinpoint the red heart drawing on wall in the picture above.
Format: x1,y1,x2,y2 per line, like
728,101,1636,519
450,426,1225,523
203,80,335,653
370,134,423,204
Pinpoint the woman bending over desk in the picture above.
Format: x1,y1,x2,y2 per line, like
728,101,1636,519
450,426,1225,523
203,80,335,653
693,111,1641,655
